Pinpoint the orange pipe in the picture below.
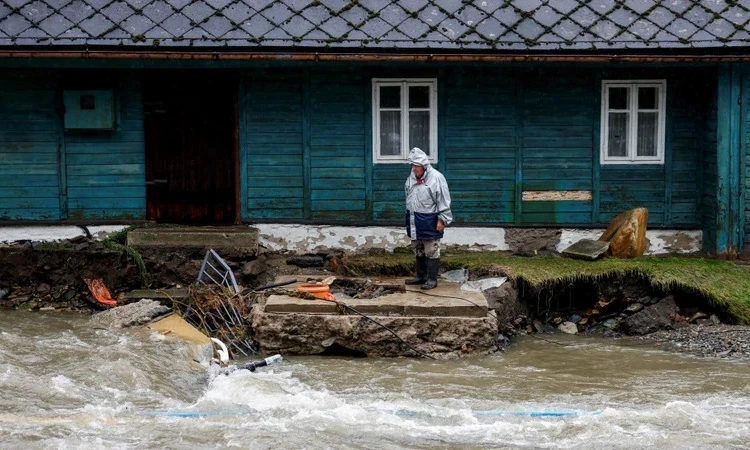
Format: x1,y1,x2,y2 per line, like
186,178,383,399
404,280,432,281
297,283,335,301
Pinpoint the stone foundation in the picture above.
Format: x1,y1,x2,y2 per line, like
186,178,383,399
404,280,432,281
251,307,499,359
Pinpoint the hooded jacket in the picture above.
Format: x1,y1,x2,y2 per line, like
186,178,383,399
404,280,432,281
405,148,453,241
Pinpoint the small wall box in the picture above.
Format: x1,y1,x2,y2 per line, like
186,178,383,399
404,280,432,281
63,90,115,130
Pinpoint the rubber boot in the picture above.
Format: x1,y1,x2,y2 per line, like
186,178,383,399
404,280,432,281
405,256,427,285
421,258,439,290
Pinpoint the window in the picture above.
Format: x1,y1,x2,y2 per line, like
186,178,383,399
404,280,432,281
372,79,437,164
600,80,666,164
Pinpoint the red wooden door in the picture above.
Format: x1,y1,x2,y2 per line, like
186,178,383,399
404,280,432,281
144,77,238,224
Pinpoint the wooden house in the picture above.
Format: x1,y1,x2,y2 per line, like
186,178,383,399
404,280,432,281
0,0,749,255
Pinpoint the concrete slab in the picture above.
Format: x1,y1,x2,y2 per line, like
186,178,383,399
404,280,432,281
146,313,213,365
263,275,487,318
127,227,258,254
147,313,211,345
562,238,610,260
124,288,189,303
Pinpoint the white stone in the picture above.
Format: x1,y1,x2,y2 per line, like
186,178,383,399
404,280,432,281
461,277,507,293
558,321,578,334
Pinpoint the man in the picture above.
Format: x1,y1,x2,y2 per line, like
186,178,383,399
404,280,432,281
404,147,452,290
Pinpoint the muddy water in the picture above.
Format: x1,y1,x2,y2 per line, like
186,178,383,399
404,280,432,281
1,311,749,449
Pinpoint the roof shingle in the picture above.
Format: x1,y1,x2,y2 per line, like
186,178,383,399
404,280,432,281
0,0,748,50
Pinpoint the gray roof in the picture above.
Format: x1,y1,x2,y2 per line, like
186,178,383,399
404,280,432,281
0,0,749,51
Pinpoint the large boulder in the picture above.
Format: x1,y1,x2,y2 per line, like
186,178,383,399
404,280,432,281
599,208,649,258
620,295,679,335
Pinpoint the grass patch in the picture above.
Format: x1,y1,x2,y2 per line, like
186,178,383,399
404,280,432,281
341,252,750,324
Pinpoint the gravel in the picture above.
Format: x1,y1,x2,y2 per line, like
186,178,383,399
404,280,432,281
638,324,750,358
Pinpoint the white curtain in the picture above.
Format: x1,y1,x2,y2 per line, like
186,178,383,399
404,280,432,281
637,112,657,157
608,112,628,157
380,111,401,156
409,111,430,155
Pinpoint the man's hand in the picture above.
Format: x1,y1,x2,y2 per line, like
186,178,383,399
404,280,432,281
436,219,445,232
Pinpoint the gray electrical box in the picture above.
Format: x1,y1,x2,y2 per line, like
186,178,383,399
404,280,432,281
63,90,115,130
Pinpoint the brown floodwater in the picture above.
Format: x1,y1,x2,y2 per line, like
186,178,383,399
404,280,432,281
1,310,749,449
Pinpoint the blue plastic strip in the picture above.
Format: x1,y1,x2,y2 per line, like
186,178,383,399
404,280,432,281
144,408,256,418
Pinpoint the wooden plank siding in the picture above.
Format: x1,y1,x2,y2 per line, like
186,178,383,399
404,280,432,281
521,69,595,225
64,77,146,220
244,71,305,219
703,80,719,250
743,73,750,251
309,71,368,221
0,72,146,222
0,65,715,228
442,68,516,224
0,75,62,220
239,66,712,227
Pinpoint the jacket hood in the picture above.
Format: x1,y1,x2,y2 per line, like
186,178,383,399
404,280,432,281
407,148,430,167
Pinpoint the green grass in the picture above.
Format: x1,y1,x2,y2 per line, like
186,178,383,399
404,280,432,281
341,252,750,324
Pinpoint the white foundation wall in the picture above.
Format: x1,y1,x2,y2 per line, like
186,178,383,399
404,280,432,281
0,224,702,255
254,224,701,255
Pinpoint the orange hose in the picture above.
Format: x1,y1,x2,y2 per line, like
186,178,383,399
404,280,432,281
297,283,336,301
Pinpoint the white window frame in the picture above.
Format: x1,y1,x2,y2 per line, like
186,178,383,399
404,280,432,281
600,80,666,165
372,78,438,164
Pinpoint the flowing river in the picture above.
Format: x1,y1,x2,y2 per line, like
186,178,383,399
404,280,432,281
1,310,749,449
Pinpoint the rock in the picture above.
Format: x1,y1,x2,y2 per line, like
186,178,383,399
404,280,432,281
483,284,520,316
625,303,644,314
561,239,610,260
36,283,51,293
620,295,679,335
602,318,619,329
440,269,469,283
558,321,578,334
686,312,708,323
710,314,721,325
0,288,8,300
90,299,171,328
599,207,648,258
461,277,507,293
242,255,267,277
533,319,544,332
568,314,581,324
286,255,325,268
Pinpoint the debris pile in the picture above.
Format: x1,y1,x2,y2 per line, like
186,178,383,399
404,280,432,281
172,284,257,357
327,278,405,299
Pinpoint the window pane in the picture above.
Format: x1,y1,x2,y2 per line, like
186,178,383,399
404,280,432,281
609,87,628,110
607,112,628,157
380,86,400,108
636,112,658,157
638,87,657,110
409,86,430,109
409,111,430,155
379,111,401,156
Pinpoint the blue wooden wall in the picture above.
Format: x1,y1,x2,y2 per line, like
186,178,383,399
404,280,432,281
703,78,719,251
0,74,62,220
243,70,305,220
521,69,594,225
65,76,145,220
0,71,145,222
0,65,717,229
743,73,750,252
241,65,711,228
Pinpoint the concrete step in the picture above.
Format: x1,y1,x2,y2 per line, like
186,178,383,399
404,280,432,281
127,226,258,254
263,276,488,318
